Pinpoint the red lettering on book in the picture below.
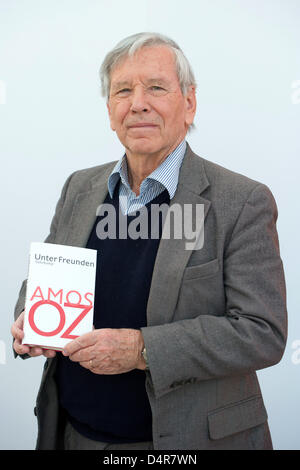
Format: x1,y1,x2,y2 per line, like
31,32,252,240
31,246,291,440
47,288,63,304
65,290,82,305
28,300,65,336
84,292,94,305
30,286,44,302
28,288,94,340
60,303,93,339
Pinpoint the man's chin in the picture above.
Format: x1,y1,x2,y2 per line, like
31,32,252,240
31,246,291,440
124,139,164,157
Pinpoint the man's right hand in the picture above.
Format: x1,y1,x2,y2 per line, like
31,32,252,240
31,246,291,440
11,311,56,358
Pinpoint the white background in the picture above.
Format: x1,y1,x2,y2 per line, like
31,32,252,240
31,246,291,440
0,0,299,449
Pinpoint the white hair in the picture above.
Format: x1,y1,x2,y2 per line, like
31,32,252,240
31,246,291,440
99,32,197,100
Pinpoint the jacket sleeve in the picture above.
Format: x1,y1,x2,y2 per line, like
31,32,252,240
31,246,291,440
141,183,287,398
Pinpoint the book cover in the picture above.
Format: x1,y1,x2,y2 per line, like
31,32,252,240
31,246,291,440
22,242,97,351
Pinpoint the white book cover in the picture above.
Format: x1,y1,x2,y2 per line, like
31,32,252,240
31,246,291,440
22,242,97,351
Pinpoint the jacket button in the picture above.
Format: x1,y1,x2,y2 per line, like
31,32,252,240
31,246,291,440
159,433,172,438
186,377,196,384
170,381,181,388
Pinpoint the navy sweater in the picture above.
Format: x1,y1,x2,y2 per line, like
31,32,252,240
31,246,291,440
55,183,170,443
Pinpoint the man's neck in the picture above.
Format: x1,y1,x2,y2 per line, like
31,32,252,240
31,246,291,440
126,153,166,196
125,140,184,196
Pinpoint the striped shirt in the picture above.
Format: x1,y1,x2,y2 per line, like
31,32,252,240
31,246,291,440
108,140,186,215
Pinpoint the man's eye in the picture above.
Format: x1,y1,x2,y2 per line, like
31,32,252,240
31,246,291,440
117,88,131,95
149,86,167,95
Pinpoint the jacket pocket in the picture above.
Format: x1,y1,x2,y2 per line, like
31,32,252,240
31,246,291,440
183,258,219,281
208,395,268,440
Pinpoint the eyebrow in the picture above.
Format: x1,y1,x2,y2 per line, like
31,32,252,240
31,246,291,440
111,81,131,91
111,77,170,92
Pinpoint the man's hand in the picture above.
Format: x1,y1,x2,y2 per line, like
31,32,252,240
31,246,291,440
11,311,56,358
62,328,146,374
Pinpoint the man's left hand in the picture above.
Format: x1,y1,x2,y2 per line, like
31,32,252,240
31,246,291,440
62,328,146,374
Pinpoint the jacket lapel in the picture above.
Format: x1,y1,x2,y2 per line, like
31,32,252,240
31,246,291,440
64,163,115,247
146,144,211,326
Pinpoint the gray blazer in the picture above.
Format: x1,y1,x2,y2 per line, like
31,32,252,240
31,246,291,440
14,143,287,450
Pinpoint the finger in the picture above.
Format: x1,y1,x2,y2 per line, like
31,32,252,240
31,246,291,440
13,339,46,358
63,331,97,356
79,359,123,375
79,357,103,372
11,324,24,342
11,319,24,341
69,345,95,363
13,338,30,356
11,312,25,340
28,347,44,357
79,360,92,371
43,349,56,358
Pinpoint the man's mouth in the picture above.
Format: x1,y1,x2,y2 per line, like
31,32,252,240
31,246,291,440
127,123,158,129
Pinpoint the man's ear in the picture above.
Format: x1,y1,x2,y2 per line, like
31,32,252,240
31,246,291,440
107,101,116,131
184,86,197,128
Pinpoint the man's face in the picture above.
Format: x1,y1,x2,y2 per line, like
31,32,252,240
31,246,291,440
107,45,196,159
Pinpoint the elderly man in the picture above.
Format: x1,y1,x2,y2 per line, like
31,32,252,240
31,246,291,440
12,32,287,450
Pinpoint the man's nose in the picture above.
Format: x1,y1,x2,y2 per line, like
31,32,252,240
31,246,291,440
130,87,150,113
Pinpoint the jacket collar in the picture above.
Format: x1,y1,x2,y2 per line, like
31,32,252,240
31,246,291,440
88,141,210,197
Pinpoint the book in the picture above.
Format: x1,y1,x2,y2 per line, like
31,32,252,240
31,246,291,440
22,242,97,351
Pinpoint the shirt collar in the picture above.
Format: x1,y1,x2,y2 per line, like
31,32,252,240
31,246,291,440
108,139,186,199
